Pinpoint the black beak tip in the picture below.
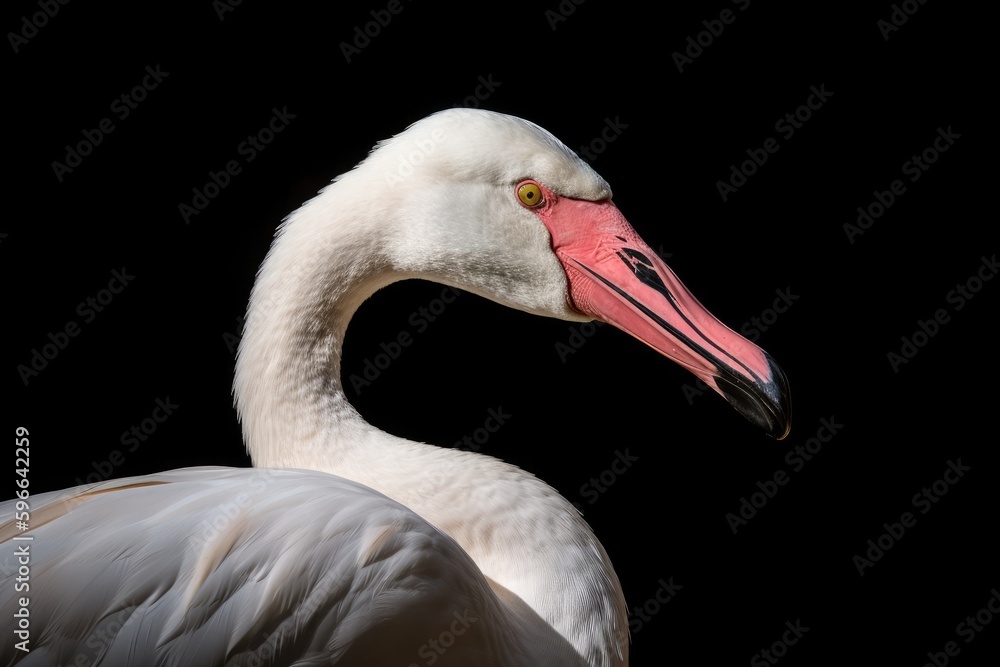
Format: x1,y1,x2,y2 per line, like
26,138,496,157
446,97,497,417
716,355,792,440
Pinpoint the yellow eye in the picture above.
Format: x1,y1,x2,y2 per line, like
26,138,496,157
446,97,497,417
517,182,544,207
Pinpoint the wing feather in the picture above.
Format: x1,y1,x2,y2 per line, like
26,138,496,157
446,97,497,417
2,467,522,666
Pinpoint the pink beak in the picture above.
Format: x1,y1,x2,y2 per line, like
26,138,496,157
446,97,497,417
534,187,791,439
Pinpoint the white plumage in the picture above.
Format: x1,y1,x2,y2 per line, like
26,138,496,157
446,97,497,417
3,109,789,666
3,468,526,665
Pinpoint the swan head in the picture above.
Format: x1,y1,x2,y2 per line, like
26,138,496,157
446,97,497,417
298,108,791,438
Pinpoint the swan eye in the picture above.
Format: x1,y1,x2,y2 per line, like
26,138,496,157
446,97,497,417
517,182,544,207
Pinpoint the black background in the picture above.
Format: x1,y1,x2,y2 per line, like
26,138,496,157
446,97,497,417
6,1,996,664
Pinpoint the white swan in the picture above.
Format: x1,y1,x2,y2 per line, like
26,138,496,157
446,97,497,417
2,109,789,666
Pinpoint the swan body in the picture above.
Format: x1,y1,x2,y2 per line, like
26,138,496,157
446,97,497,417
2,109,790,666
3,468,541,665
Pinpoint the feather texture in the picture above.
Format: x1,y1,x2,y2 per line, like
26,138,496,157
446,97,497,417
2,468,548,666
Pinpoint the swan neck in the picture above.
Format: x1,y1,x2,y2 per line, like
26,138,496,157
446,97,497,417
232,181,628,666
234,189,393,470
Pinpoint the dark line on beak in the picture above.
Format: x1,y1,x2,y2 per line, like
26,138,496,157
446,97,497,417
608,252,762,386
571,257,787,432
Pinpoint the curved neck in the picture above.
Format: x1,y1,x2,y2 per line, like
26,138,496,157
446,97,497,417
234,182,628,666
